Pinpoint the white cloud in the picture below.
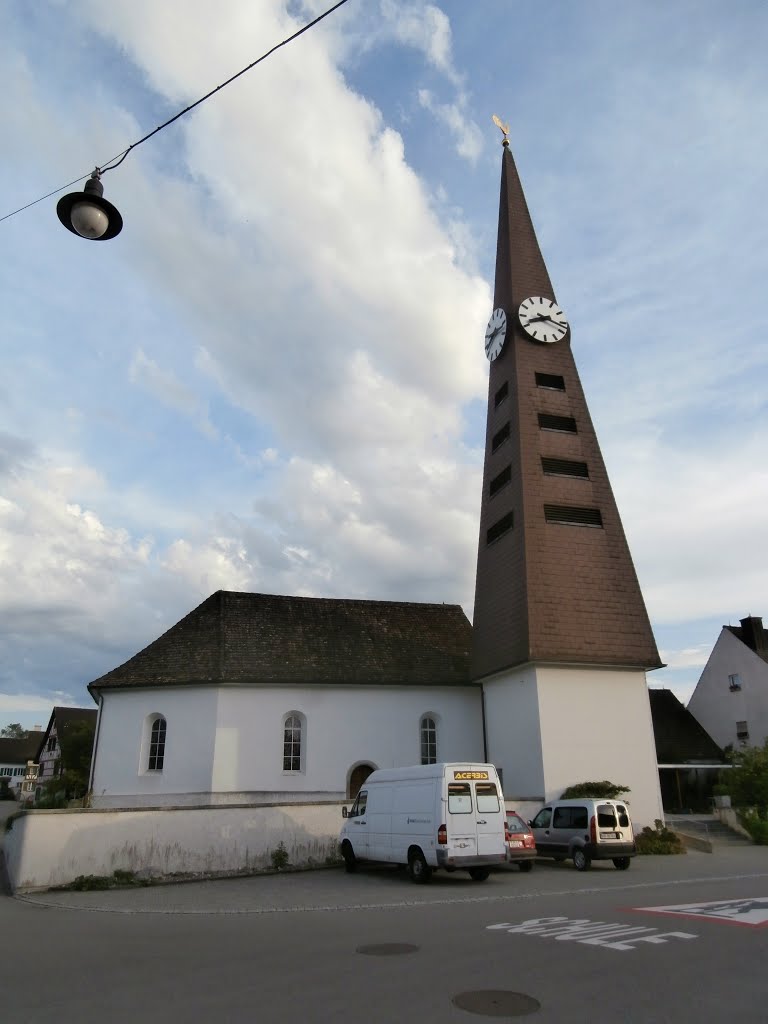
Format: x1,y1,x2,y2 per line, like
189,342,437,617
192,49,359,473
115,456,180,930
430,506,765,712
418,88,482,164
129,348,218,438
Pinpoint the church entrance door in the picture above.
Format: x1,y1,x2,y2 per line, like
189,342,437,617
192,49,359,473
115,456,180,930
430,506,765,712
349,764,375,798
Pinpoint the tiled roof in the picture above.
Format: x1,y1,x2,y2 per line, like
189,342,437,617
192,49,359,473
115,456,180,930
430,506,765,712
649,689,724,763
88,591,473,692
0,732,45,765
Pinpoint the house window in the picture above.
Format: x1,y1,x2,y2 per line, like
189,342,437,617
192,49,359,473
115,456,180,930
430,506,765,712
736,721,749,741
147,716,166,771
47,736,57,752
283,714,303,772
420,716,437,765
728,673,742,691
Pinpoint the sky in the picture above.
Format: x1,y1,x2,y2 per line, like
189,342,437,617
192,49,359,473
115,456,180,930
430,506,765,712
1,0,767,732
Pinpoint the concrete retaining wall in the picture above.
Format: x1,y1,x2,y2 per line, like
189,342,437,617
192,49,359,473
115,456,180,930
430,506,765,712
4,802,345,893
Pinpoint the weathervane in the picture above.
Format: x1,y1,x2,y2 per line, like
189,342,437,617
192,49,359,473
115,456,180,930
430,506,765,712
492,114,510,147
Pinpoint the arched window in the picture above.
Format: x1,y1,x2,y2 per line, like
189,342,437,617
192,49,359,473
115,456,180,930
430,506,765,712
283,713,304,772
147,716,166,771
420,715,437,765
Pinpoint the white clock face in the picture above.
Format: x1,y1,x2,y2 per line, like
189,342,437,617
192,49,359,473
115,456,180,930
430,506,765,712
518,296,568,344
484,307,507,361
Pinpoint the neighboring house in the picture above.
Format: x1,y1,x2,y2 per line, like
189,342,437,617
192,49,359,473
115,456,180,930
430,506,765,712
35,707,98,799
87,591,483,809
0,732,43,799
687,616,768,752
649,688,725,812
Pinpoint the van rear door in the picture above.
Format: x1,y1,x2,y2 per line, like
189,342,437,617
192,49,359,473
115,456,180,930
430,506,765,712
474,780,505,856
596,802,633,846
445,780,478,856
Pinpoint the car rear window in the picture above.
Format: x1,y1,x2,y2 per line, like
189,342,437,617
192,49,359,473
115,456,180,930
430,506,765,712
506,814,527,832
597,804,618,828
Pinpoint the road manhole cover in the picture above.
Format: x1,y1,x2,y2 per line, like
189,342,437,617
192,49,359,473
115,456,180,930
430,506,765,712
452,990,540,1017
356,943,419,956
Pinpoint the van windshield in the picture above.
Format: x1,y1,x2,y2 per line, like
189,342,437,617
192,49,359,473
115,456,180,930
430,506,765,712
448,782,472,814
475,783,500,813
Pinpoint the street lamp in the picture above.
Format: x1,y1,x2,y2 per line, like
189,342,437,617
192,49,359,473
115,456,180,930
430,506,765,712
56,168,123,240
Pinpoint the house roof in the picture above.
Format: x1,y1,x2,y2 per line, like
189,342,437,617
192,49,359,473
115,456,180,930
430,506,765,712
88,590,474,693
36,707,98,762
649,689,725,764
725,615,768,665
0,732,45,765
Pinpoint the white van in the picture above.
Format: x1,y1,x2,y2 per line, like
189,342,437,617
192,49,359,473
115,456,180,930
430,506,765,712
339,762,507,883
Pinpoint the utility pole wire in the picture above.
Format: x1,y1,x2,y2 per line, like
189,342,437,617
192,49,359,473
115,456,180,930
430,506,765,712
0,0,352,225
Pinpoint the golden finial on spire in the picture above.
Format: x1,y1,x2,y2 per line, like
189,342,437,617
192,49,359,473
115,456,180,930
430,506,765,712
492,114,510,147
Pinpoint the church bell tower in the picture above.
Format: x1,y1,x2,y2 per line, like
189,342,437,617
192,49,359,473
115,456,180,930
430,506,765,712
472,127,663,826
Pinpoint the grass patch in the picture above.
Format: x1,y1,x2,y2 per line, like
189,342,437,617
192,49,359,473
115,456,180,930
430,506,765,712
51,869,153,891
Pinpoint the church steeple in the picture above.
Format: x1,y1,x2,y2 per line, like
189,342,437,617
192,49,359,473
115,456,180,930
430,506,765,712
471,142,661,681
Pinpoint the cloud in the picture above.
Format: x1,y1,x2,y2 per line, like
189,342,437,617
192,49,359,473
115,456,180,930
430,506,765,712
129,349,218,438
418,88,482,164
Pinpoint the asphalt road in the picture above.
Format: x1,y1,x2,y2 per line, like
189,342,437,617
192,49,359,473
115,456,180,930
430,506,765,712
3,846,768,1023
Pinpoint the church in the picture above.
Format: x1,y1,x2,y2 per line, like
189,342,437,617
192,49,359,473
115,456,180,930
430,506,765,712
87,133,665,829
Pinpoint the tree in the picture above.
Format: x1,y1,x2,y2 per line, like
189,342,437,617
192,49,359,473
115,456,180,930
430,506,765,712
719,740,768,844
560,781,630,800
59,720,96,798
721,739,768,813
1,723,27,739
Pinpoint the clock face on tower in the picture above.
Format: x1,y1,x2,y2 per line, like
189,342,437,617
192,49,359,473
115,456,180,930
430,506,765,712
484,307,507,361
518,296,568,344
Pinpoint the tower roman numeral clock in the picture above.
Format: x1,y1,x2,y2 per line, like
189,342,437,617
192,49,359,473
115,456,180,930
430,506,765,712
472,120,663,831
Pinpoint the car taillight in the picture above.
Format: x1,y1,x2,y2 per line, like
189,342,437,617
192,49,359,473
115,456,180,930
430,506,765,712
523,834,535,848
437,824,447,845
590,814,596,843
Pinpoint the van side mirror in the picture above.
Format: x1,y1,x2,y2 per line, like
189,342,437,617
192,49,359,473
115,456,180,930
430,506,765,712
342,806,348,818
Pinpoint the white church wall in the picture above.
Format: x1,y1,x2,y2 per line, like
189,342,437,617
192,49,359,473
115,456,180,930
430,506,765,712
3,802,343,893
483,666,545,801
688,629,768,750
91,684,484,808
535,666,663,830
91,688,218,805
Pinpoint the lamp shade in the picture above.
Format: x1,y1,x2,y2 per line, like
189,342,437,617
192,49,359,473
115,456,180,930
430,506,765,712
57,172,123,240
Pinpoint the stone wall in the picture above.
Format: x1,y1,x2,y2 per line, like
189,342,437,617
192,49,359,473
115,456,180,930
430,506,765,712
4,801,345,893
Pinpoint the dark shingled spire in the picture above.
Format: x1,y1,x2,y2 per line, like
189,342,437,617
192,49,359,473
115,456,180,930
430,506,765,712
471,145,661,678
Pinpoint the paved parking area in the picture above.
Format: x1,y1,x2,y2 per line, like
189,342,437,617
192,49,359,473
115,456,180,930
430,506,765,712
15,843,768,915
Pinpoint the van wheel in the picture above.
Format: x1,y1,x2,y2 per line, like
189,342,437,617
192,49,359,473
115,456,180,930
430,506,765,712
469,867,490,881
572,848,591,871
408,849,432,884
341,841,357,873
517,861,533,872
612,857,631,870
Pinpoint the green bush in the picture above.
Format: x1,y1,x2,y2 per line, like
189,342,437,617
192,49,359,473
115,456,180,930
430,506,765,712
560,781,630,800
635,820,686,855
738,810,768,845
270,842,289,871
